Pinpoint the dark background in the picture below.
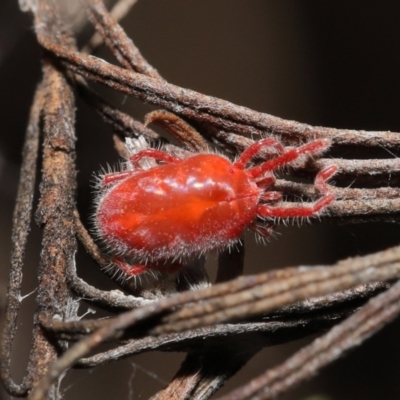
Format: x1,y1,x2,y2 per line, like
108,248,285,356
1,1,400,399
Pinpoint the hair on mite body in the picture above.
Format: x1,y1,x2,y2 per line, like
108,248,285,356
93,136,337,279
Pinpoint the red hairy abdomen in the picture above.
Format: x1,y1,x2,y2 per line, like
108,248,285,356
96,154,259,261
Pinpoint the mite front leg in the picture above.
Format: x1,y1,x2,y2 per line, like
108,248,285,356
248,139,331,180
234,138,285,170
102,149,183,185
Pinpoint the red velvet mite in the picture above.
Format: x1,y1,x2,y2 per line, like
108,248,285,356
94,137,337,277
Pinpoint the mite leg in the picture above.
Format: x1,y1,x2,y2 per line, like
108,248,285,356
260,191,283,202
103,170,137,185
111,257,149,276
129,149,181,168
234,138,285,170
257,165,337,219
102,149,182,185
255,175,275,188
248,139,331,180
250,222,275,239
111,256,184,277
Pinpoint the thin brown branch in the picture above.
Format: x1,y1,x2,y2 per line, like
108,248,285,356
0,81,45,397
145,110,208,152
316,157,400,177
36,36,400,148
276,181,400,201
83,0,140,55
271,181,400,221
107,0,139,23
74,315,346,368
86,0,161,78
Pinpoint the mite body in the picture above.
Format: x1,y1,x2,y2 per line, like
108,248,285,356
95,138,337,276
97,154,259,261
